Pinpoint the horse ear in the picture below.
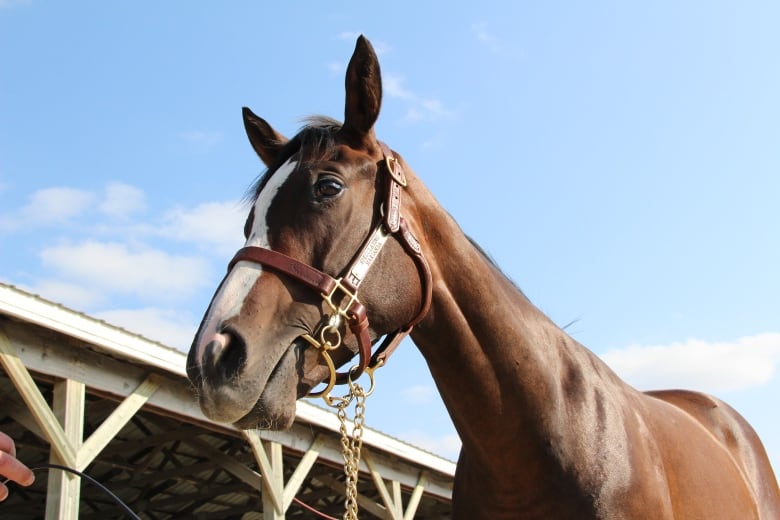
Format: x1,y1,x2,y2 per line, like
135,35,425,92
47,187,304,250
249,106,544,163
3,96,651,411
342,35,382,144
242,107,289,167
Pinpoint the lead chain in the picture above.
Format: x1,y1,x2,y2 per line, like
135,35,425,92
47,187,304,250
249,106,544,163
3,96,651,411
336,383,367,520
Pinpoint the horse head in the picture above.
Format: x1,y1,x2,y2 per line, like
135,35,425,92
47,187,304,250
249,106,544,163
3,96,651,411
187,36,430,430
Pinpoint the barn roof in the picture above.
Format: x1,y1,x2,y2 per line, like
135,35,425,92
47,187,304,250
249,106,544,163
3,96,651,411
0,282,454,519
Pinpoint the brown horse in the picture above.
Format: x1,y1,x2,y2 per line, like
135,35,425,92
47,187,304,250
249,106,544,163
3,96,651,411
187,36,780,518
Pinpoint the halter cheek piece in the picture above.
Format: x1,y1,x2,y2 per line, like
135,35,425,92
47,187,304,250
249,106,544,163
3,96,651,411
228,142,432,397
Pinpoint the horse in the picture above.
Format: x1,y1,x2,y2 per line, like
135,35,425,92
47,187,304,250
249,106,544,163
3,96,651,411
186,36,780,518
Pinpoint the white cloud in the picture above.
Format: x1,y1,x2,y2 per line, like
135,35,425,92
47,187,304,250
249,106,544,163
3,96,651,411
404,108,424,122
0,0,31,9
472,21,502,53
39,240,211,301
2,183,147,231
21,187,95,224
601,333,780,394
402,384,436,404
159,201,246,256
0,214,17,232
401,430,461,461
24,279,104,310
95,307,198,351
337,31,361,41
471,21,524,61
384,75,414,101
98,182,146,219
419,99,449,118
383,75,454,123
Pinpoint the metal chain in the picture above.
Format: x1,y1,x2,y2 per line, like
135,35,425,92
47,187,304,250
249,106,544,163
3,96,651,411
304,306,378,519
335,383,367,520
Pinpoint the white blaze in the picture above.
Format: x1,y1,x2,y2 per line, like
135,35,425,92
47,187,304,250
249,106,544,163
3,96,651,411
196,160,298,350
246,159,298,249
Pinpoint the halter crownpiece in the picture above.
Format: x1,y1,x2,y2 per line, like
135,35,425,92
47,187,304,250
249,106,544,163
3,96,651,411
227,142,432,399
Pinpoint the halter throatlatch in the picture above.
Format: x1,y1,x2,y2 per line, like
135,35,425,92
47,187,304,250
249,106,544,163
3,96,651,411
227,142,432,402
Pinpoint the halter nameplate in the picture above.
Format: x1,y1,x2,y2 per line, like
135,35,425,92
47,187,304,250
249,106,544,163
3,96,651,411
385,176,402,233
345,226,389,288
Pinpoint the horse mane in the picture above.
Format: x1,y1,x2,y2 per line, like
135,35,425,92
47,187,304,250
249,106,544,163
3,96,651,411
467,236,528,299
244,116,342,204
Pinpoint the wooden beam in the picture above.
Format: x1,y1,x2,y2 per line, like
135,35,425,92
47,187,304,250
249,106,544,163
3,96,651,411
243,430,284,517
394,480,404,518
264,441,284,520
404,471,429,520
364,451,401,520
2,322,454,500
46,379,85,520
362,454,431,520
0,327,78,467
282,434,324,511
76,373,160,470
187,435,264,492
127,480,257,515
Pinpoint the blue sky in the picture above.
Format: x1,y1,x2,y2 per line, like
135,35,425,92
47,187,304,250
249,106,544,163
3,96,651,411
2,1,779,471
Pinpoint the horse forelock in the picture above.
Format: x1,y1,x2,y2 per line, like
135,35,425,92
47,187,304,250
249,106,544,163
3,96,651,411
243,116,343,205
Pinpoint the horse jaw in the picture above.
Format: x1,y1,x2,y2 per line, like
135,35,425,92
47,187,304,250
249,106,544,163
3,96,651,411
189,311,335,430
187,283,302,429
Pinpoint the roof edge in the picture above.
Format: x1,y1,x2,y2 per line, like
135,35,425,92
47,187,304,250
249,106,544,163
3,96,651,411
0,281,457,475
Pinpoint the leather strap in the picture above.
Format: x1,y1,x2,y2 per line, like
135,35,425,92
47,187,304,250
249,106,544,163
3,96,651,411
381,142,405,234
370,218,432,367
229,246,336,295
227,141,431,385
229,246,373,382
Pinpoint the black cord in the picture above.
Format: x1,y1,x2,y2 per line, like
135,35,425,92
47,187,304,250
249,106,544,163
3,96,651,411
3,463,141,520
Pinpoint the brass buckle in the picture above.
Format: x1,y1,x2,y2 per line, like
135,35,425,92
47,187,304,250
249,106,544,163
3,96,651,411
322,278,359,320
302,280,360,402
385,156,407,187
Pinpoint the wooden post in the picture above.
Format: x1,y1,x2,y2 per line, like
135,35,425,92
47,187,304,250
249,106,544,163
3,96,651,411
404,471,430,520
244,431,332,518
244,431,285,519
364,452,402,520
263,441,284,520
45,379,85,520
282,434,324,511
1,329,164,519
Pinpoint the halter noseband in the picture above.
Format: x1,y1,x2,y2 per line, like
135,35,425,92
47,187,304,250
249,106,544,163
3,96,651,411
227,142,432,395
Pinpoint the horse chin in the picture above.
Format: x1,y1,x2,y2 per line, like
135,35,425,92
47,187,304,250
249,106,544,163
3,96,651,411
231,344,300,431
193,333,338,430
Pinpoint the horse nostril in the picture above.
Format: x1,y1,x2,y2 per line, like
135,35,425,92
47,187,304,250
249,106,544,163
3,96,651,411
203,331,247,381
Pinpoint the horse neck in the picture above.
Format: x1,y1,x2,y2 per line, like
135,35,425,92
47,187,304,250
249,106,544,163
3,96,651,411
406,179,629,480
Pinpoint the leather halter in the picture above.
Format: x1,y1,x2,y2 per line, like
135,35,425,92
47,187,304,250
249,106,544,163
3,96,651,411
228,142,432,387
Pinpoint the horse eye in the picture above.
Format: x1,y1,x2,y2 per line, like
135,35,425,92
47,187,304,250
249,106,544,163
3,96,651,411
313,177,344,199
